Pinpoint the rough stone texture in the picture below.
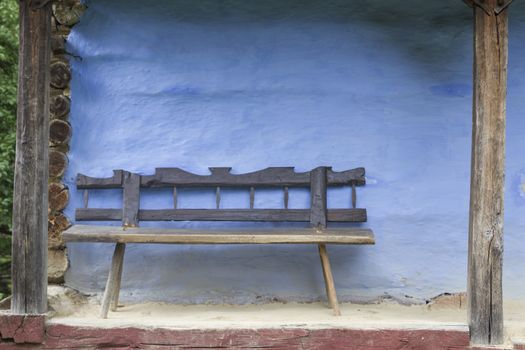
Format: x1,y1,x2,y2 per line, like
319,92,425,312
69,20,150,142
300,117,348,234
0,313,45,344
48,249,69,284
47,285,91,317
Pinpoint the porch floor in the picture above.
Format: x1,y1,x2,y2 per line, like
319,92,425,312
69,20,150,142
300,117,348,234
46,290,525,348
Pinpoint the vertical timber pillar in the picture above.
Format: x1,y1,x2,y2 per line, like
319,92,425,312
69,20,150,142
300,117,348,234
467,0,510,345
11,0,52,314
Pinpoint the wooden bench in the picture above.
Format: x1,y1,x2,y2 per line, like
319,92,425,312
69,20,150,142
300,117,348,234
63,166,375,318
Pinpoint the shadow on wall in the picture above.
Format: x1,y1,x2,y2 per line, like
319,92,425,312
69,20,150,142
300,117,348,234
82,0,472,74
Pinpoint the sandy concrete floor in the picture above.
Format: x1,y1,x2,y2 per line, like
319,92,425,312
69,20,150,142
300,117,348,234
46,288,525,345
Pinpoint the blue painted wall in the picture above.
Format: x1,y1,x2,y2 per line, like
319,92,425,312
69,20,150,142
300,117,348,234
64,0,525,303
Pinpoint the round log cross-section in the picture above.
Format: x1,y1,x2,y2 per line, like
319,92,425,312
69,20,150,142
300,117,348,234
50,95,71,118
48,182,69,213
49,150,68,179
50,119,72,144
50,61,71,89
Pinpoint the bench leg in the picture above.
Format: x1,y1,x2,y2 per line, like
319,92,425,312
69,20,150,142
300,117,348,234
111,243,126,312
318,244,341,316
100,243,126,318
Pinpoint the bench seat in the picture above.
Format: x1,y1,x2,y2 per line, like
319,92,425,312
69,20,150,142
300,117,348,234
64,225,375,245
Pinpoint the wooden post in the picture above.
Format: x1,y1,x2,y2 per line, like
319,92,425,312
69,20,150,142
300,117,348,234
11,0,52,315
467,0,510,345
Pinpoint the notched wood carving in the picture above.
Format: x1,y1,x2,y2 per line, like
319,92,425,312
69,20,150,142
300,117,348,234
77,170,124,189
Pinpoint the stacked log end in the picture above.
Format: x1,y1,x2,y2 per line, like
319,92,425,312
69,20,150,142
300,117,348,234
48,0,85,284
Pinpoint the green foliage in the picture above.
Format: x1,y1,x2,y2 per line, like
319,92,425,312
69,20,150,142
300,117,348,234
0,0,18,234
0,0,17,299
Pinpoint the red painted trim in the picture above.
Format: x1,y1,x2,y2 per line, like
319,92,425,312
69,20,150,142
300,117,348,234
42,324,473,349
0,314,45,344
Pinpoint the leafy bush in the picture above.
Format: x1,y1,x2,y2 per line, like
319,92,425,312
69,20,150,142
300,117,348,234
0,0,18,299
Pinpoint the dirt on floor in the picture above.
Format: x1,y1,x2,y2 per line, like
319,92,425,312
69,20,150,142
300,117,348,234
46,286,524,346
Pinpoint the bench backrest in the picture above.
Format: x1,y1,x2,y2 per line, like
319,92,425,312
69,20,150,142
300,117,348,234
75,166,367,229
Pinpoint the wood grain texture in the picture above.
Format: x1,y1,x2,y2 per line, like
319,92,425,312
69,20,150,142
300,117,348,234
48,182,69,213
100,243,125,318
49,119,71,144
110,244,126,312
122,172,140,227
50,95,70,118
42,324,470,349
137,167,365,188
63,225,375,245
77,170,123,189
49,149,68,179
310,167,328,228
50,61,71,89
11,0,51,315
75,208,367,223
48,212,71,249
318,244,341,316
468,0,508,345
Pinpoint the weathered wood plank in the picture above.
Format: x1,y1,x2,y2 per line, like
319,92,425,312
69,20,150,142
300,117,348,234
110,243,126,312
63,225,376,245
468,0,508,345
11,0,51,315
318,244,341,316
100,243,125,318
77,170,124,189
122,172,140,227
310,167,328,228
76,208,367,223
138,167,365,188
43,325,470,349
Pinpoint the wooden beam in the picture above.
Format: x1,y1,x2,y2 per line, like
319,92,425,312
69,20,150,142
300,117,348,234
468,0,509,344
11,0,51,314
63,225,376,245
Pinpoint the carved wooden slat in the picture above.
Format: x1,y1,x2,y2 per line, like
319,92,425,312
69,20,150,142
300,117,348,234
327,167,365,186
138,167,365,188
78,167,365,189
76,208,367,223
77,170,124,189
